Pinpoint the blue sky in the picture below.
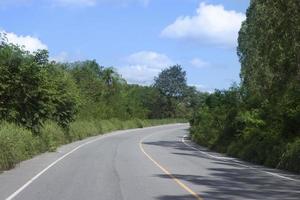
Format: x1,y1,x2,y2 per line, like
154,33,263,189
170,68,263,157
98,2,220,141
0,0,250,92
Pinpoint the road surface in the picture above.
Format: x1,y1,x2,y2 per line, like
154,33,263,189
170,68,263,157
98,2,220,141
0,124,299,200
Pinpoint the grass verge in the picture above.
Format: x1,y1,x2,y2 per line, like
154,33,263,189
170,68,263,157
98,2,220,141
0,118,186,172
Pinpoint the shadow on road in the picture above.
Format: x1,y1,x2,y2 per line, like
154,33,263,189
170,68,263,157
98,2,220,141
155,167,300,200
143,131,300,200
143,140,192,152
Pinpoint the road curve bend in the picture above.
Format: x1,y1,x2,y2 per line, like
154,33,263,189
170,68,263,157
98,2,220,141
1,124,299,200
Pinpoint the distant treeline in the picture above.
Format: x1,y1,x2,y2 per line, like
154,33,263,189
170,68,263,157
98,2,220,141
0,34,201,170
0,38,201,132
190,0,300,173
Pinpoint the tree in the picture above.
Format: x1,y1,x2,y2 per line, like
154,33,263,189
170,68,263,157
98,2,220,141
0,42,80,132
68,60,104,102
102,67,115,86
237,0,300,136
45,64,80,128
154,65,187,99
238,0,300,102
0,43,53,132
190,0,300,173
153,65,190,118
34,49,49,65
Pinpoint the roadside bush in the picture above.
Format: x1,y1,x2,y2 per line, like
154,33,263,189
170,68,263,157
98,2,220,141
40,121,65,152
68,120,98,141
278,139,300,173
121,119,141,129
0,122,37,170
146,118,186,127
190,106,216,147
98,120,116,133
0,118,184,172
132,118,144,128
109,118,123,130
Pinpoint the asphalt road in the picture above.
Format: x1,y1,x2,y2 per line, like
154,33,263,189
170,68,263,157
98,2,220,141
1,124,300,200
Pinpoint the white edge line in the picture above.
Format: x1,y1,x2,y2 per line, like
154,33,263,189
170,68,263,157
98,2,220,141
181,136,232,160
5,124,182,200
6,137,102,200
181,135,299,182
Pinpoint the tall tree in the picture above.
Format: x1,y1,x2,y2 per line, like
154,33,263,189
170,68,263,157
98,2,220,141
154,65,188,117
237,0,300,136
154,65,187,99
0,43,51,132
238,0,300,102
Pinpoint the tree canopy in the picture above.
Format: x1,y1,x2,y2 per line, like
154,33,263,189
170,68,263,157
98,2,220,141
190,0,300,173
0,38,202,132
154,65,187,98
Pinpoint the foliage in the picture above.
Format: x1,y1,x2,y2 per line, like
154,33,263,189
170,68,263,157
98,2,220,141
154,65,187,98
0,122,38,170
68,120,99,141
153,65,201,118
39,121,65,152
0,118,185,171
278,139,300,173
0,36,194,172
46,64,80,128
0,43,52,132
0,43,80,132
191,0,300,173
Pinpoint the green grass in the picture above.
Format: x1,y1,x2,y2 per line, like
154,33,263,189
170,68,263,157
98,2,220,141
0,122,38,170
0,118,186,171
39,121,66,152
68,120,99,141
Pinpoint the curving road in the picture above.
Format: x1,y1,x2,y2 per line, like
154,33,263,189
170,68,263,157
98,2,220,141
1,124,300,200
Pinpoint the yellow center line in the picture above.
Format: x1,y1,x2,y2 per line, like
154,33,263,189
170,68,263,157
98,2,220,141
139,140,204,200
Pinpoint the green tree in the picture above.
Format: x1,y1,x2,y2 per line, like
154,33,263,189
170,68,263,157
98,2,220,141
154,65,187,99
45,64,80,128
238,0,300,136
0,42,80,132
191,0,300,173
0,43,53,132
153,65,188,117
34,49,49,65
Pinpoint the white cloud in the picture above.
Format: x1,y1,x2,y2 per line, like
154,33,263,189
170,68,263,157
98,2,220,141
190,58,210,68
118,65,161,85
126,51,173,69
161,2,246,47
118,51,173,85
1,30,47,52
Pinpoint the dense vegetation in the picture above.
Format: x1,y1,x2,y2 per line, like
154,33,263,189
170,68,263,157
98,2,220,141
2,0,298,174
0,36,200,171
190,0,300,173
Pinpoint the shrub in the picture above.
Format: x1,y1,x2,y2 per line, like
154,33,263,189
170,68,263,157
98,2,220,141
121,119,140,129
0,122,37,170
40,121,65,152
98,120,116,133
133,118,144,128
68,120,98,141
109,118,123,130
0,118,184,171
278,139,300,173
